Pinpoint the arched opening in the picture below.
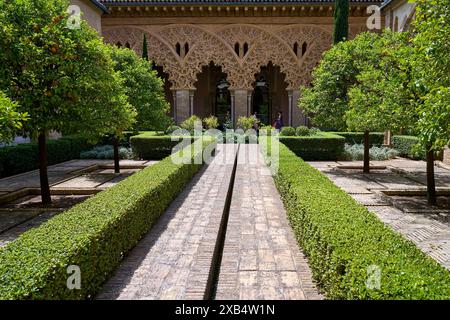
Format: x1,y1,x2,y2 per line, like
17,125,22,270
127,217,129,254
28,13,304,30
176,43,181,56
302,42,308,56
252,62,289,126
194,62,231,129
234,43,240,56
116,42,123,48
293,42,299,57
125,42,131,49
184,43,189,55
243,43,249,56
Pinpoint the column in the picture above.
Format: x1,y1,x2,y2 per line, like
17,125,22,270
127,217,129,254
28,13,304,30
174,89,194,124
288,91,293,127
290,90,308,127
231,89,252,127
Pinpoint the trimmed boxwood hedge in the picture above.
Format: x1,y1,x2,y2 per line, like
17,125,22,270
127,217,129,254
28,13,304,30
330,132,385,146
0,138,215,300
131,132,197,160
272,142,450,299
280,132,345,161
391,135,426,160
0,135,93,178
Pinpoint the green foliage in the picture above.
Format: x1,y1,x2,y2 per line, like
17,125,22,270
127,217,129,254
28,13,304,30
295,126,311,137
333,0,349,43
0,135,93,178
109,46,170,132
412,0,450,151
271,142,450,299
342,144,399,161
0,0,135,140
131,133,195,160
0,139,215,299
299,32,380,131
181,115,202,132
142,34,149,61
236,116,256,131
279,132,345,161
346,30,417,133
80,145,133,160
280,126,296,136
330,132,385,146
0,92,28,143
391,135,426,160
203,115,219,130
165,125,182,135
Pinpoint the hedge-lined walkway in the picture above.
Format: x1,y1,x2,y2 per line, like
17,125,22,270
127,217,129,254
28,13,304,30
97,144,238,300
216,144,322,300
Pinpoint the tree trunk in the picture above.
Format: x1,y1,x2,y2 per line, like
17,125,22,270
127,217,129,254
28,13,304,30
113,137,120,174
426,148,437,205
363,130,370,174
38,133,51,205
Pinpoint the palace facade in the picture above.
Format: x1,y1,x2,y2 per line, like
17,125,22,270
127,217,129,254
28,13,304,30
81,0,384,127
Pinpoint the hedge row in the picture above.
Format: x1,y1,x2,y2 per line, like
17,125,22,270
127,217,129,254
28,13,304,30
330,132,385,146
131,132,198,160
270,142,450,299
0,135,93,178
391,135,426,160
279,132,345,161
0,138,216,300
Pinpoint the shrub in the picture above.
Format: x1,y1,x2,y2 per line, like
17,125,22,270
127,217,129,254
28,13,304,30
280,126,296,136
342,144,399,161
131,132,195,160
237,116,256,130
331,132,385,146
391,135,426,160
0,138,215,299
280,132,345,161
269,142,450,299
164,125,182,135
310,127,321,135
0,135,93,178
296,126,311,136
180,115,202,132
80,145,134,160
203,115,219,130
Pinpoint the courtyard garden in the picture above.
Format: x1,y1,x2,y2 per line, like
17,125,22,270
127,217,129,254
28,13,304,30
0,0,449,303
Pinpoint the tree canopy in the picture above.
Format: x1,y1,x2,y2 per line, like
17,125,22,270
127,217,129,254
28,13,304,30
0,92,28,143
412,0,450,151
109,46,170,132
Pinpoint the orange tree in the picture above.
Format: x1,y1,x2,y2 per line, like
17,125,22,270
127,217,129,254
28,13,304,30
0,92,28,143
0,0,135,204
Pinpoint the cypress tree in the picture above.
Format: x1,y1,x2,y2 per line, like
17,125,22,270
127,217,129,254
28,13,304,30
142,34,149,61
333,0,349,44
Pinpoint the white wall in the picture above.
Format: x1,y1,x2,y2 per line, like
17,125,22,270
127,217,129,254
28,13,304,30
384,0,416,31
70,0,103,34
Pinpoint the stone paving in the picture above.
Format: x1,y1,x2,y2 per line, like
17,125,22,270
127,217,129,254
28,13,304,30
216,145,322,300
97,144,239,300
309,159,450,271
0,159,156,247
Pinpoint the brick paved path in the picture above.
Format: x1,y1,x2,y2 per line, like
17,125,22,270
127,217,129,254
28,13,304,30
98,144,322,300
216,145,322,300
97,145,238,300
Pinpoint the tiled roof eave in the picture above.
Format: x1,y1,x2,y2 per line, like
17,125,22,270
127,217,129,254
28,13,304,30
100,0,384,6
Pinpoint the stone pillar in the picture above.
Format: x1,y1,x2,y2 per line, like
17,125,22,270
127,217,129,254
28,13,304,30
290,90,307,127
231,89,252,127
288,91,293,127
174,89,194,124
